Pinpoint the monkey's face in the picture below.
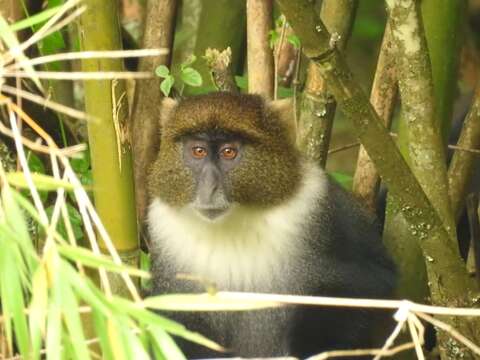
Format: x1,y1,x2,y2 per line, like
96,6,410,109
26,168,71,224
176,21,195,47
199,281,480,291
147,92,302,221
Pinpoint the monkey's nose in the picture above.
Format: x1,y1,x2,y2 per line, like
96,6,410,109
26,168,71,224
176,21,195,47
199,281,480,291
196,207,228,221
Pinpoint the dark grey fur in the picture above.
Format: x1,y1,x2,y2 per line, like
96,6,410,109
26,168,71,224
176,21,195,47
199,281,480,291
150,178,396,359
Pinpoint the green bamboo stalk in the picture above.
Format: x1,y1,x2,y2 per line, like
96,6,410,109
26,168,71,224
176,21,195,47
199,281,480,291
276,0,480,356
296,0,358,168
80,0,139,277
421,0,467,141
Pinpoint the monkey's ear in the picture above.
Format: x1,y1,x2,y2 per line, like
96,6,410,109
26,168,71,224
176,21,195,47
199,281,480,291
267,97,296,142
160,97,179,128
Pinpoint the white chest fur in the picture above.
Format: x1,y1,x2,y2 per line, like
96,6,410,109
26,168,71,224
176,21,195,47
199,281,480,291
148,163,327,290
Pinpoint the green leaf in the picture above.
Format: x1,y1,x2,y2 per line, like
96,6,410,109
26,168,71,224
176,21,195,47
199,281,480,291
2,185,37,272
58,244,150,278
0,239,31,357
46,283,62,360
27,152,46,174
149,325,186,360
9,6,62,32
160,76,175,97
7,172,76,191
113,297,223,352
268,30,280,49
180,67,202,87
181,54,197,69
155,65,170,78
70,150,91,174
275,16,285,29
29,265,49,360
59,278,91,360
46,204,84,242
91,309,115,360
235,75,248,90
329,171,353,190
140,251,152,291
287,34,301,49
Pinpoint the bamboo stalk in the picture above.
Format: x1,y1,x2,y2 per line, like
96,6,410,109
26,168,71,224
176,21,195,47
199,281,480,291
80,0,139,287
246,0,274,98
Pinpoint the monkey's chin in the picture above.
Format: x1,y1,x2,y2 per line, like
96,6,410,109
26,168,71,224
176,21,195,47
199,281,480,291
194,207,230,222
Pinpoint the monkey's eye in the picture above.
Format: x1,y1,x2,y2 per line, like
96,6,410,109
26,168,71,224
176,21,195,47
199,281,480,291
220,146,238,160
192,146,208,159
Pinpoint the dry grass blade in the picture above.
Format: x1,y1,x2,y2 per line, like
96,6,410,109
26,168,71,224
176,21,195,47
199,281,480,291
1,84,89,121
1,95,141,301
3,0,82,65
7,109,49,224
2,71,153,80
0,120,85,156
7,49,169,70
217,292,480,316
407,315,425,360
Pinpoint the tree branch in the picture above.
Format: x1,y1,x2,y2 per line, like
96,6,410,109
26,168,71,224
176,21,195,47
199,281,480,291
131,0,177,229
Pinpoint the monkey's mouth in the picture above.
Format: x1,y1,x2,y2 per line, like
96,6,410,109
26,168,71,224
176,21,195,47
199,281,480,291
195,207,229,221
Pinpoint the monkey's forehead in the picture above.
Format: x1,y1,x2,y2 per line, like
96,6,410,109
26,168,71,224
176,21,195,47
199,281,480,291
163,92,283,142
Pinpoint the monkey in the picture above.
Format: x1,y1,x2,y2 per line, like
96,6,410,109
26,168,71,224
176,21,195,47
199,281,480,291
147,92,397,359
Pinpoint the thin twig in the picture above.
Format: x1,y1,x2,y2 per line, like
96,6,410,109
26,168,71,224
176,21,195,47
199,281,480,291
1,84,90,120
416,312,480,356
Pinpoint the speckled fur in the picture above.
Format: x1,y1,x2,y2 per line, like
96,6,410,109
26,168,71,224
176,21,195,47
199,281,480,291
147,92,301,207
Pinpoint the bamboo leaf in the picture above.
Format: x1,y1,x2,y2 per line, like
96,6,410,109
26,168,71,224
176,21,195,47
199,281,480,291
0,15,42,90
7,172,76,191
144,293,280,311
60,278,91,360
107,318,129,360
91,309,115,360
0,241,31,356
63,262,112,316
58,244,150,278
149,325,186,360
29,265,49,360
9,6,63,32
113,298,223,352
46,275,62,360
2,185,38,272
